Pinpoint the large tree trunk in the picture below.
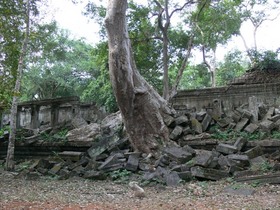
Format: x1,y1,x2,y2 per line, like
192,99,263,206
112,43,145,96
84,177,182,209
6,0,30,171
104,0,173,154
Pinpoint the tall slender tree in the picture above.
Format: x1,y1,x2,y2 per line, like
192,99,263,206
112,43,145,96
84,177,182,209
6,0,31,171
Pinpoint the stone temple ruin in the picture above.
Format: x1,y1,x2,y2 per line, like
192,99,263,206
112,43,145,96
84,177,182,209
1,72,280,185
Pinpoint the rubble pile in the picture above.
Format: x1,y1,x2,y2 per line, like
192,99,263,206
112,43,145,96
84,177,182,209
5,103,280,186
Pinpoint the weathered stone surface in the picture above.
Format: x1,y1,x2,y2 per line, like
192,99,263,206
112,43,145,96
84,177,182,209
233,137,247,151
216,143,237,155
212,99,223,120
269,114,280,122
125,153,140,172
30,159,53,170
216,118,231,128
169,126,183,140
235,172,280,184
182,145,196,156
235,118,249,132
244,145,263,159
244,123,259,134
87,135,128,159
175,115,189,126
49,162,64,175
230,110,242,123
71,115,88,128
259,120,275,132
67,123,100,142
163,114,176,128
193,150,213,167
250,156,268,171
165,171,181,186
227,122,236,130
164,146,193,164
191,118,202,134
191,166,229,181
155,154,170,167
248,96,258,123
201,114,212,131
227,154,250,167
242,110,253,120
178,171,192,181
263,107,275,120
98,153,126,171
58,151,83,162
195,110,206,120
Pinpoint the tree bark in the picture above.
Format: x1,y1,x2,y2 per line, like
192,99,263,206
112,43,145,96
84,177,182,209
104,0,173,154
6,0,30,171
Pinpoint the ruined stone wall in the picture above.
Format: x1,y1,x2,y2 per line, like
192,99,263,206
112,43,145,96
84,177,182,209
172,82,280,112
0,97,107,129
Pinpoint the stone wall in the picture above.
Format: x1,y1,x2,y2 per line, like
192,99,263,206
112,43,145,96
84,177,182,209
172,82,280,113
1,97,107,129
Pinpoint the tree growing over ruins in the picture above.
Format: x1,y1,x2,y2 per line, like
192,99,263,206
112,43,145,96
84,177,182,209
104,0,175,154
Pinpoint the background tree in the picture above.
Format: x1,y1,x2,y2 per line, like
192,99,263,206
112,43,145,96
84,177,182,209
239,0,280,64
191,0,243,87
21,21,96,101
5,0,32,171
216,50,248,86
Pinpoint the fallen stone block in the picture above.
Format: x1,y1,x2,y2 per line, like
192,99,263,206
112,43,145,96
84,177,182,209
87,135,128,159
218,155,230,170
58,168,71,180
244,123,259,134
175,115,189,126
201,114,212,132
263,107,275,120
58,151,83,162
250,156,269,171
231,110,242,123
125,153,140,172
71,115,88,128
191,166,229,181
259,120,275,132
269,114,280,122
191,118,202,134
241,110,253,120
216,143,237,155
49,162,64,175
233,137,248,151
67,123,100,142
244,145,263,159
178,171,192,181
227,154,250,168
163,114,176,128
155,154,170,167
164,146,193,164
98,153,126,171
235,118,249,132
235,172,280,184
196,110,206,121
169,126,183,140
165,171,181,186
30,159,53,170
193,150,213,167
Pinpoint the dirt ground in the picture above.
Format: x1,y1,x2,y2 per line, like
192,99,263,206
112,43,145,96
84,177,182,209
0,168,280,210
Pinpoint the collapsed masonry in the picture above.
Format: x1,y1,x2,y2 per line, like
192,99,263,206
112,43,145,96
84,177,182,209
6,100,280,186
